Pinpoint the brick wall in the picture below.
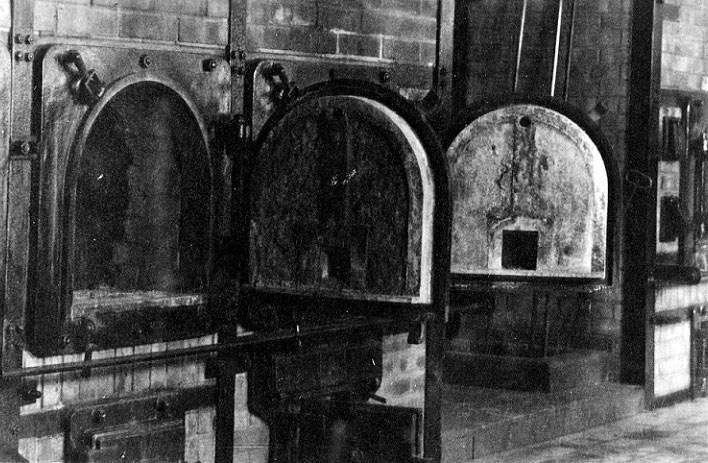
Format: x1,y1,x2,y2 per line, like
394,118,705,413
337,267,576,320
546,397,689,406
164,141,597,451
33,0,229,47
661,0,708,91
567,0,631,164
457,0,631,165
246,0,437,66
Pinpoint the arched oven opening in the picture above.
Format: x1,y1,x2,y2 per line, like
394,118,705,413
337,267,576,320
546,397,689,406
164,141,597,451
226,81,446,463
443,97,620,393
65,81,214,338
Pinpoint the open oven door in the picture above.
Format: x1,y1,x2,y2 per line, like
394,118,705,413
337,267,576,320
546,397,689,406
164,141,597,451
216,80,450,463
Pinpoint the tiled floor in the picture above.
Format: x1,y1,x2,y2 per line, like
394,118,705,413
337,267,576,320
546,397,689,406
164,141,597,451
473,398,708,463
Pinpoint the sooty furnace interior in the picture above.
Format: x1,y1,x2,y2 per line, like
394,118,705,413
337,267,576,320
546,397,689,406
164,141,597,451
72,82,211,314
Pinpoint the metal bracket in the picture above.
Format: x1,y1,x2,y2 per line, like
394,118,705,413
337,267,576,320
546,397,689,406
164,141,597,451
9,139,38,161
19,379,42,405
4,324,25,351
62,50,106,104
261,62,300,110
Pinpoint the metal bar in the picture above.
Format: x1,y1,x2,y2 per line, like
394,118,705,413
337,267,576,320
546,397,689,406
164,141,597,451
550,0,564,97
435,0,456,115
229,0,248,116
513,0,529,93
562,0,577,101
691,307,699,400
625,0,661,385
542,293,551,358
2,318,407,378
528,292,537,355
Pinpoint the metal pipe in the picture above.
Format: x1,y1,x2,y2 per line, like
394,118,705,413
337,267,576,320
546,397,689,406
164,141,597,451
550,0,564,97
513,0,530,93
562,0,577,101
2,318,404,378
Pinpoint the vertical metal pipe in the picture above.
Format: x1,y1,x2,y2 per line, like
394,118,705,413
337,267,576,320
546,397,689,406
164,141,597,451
562,0,577,101
680,99,695,265
513,0,529,93
550,0,564,97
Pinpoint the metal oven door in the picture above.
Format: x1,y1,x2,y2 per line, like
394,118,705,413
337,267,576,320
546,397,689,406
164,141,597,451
29,45,231,356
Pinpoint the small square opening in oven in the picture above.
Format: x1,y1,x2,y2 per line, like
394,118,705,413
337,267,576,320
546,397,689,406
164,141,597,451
501,230,539,270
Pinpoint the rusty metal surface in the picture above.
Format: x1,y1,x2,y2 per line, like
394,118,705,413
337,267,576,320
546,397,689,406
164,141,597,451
0,43,12,366
248,57,432,139
447,103,608,279
250,94,424,299
10,0,35,140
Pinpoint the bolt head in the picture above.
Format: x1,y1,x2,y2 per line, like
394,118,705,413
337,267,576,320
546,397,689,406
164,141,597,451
20,142,32,155
14,51,24,61
24,52,34,62
25,35,34,44
139,54,152,68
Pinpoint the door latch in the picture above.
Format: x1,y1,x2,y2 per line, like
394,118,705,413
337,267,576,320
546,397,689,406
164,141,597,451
63,50,106,104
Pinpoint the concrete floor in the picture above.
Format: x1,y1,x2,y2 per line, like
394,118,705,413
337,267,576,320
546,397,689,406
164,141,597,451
473,397,708,463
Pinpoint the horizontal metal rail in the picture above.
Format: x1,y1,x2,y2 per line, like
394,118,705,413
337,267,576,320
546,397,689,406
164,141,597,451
3,317,412,378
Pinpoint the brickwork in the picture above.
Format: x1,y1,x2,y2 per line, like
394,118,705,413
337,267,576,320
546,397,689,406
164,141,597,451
661,0,708,91
457,0,630,160
246,0,436,66
18,335,218,463
34,0,229,47
653,322,692,397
